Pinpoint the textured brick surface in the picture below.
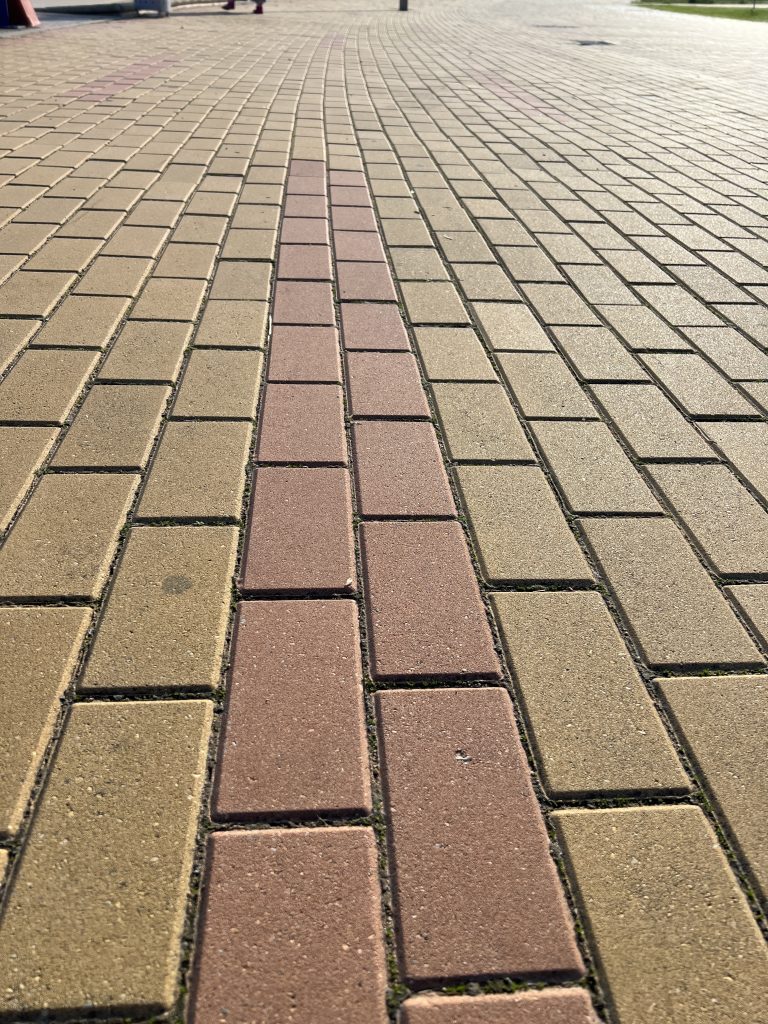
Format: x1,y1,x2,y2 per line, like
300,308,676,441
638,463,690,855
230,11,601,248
0,473,137,599
400,992,599,1024
377,688,583,982
82,527,238,692
583,517,762,668
457,465,592,584
192,828,388,1024
554,807,768,1024
353,420,455,517
0,700,212,1016
0,607,90,837
256,384,347,464
346,352,430,417
361,521,500,680
139,421,251,520
492,591,687,797
214,600,370,819
3,8,768,1020
242,467,355,593
432,383,533,461
53,384,169,470
660,676,768,901
0,426,57,530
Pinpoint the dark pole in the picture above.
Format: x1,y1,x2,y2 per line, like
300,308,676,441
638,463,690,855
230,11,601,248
399,0,407,10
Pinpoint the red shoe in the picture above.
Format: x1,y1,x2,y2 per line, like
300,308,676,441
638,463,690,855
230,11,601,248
254,3,263,11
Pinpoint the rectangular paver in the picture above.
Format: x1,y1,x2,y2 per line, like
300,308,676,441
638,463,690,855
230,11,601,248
492,591,688,797
0,700,212,1017
583,517,762,668
0,349,99,424
82,526,238,692
553,806,768,1024
377,688,584,983
0,473,137,599
52,384,169,469
138,420,251,520
256,384,346,463
191,828,388,1024
457,465,592,584
361,520,500,680
213,600,370,819
0,607,90,837
241,467,355,593
352,420,455,517
400,991,599,1024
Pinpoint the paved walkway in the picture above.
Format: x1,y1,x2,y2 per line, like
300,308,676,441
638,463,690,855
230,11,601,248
1,0,768,1021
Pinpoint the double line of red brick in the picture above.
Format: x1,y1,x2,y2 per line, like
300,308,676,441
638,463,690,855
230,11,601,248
190,155,592,1023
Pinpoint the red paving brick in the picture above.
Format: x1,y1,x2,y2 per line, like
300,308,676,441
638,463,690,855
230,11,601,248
286,176,327,196
337,261,397,300
241,467,355,593
277,244,332,281
333,206,378,232
280,217,330,244
353,420,455,517
256,384,347,464
399,991,599,1024
284,194,328,218
267,326,341,382
213,600,370,819
273,280,335,325
334,230,386,262
331,185,372,206
376,687,584,982
341,302,411,350
360,521,501,680
346,352,431,417
192,828,388,1024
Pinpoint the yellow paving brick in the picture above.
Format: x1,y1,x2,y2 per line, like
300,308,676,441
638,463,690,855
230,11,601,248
0,607,90,836
0,473,138,599
221,227,277,261
31,294,130,348
0,699,212,1016
74,256,153,297
0,426,58,530
0,318,40,373
172,215,228,244
138,420,251,520
101,225,169,257
173,349,263,418
194,299,269,347
0,270,75,316
25,236,102,272
401,281,470,325
52,384,170,469
56,208,122,238
0,349,99,424
473,301,554,351
492,591,688,797
431,382,533,461
660,675,768,901
553,806,768,1024
82,526,238,692
415,327,496,381
155,242,217,279
131,277,207,321
99,320,191,383
457,465,593,583
210,260,272,301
